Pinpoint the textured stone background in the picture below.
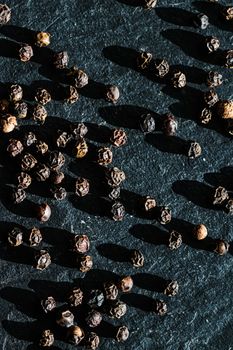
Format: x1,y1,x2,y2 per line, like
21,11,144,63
0,0,232,349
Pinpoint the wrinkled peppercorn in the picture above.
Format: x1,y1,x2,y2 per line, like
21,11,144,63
144,0,157,9
224,50,233,68
109,300,127,319
23,132,37,147
110,128,127,147
41,296,56,313
116,325,129,342
47,151,65,170
35,140,49,155
1,115,17,133
187,141,202,159
97,147,113,166
214,239,229,255
29,227,42,246
65,85,79,104
36,31,51,47
9,84,23,102
7,139,24,157
86,289,105,309
164,280,179,296
67,325,85,345
225,198,233,214
78,254,93,272
222,6,233,21
130,249,144,267
76,137,88,158
108,186,121,200
171,70,186,88
216,100,233,120
34,163,50,182
200,108,212,124
105,85,120,103
205,36,220,53
193,13,209,29
12,187,26,204
36,203,51,222
106,167,126,188
213,186,229,205
39,329,54,347
206,71,223,88
111,201,125,221
193,224,208,240
140,113,156,133
75,177,90,197
162,113,178,136
17,172,32,189
168,231,182,250
8,227,23,247
72,122,88,139
73,234,90,253
142,195,156,211
204,89,219,107
137,51,153,70
85,332,100,350
158,206,171,225
86,310,102,328
118,276,133,293
56,310,74,327
153,59,169,78
50,170,64,185
35,249,51,270
153,299,167,316
52,186,67,200
68,66,89,88
103,281,118,300
32,103,47,124
54,51,69,69
68,287,83,307
13,101,28,119
35,88,51,105
19,43,33,62
56,131,72,148
21,153,37,171
0,4,11,24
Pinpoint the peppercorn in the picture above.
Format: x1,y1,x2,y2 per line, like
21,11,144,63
78,254,93,272
193,224,208,240
85,332,100,350
153,299,167,316
12,187,26,204
8,227,23,247
168,231,182,250
73,234,90,253
171,70,186,88
68,287,83,307
35,140,49,155
153,59,169,78
130,249,144,267
47,151,65,170
21,153,37,171
224,50,233,68
53,50,69,69
17,172,32,189
9,84,23,102
108,187,121,200
50,170,64,185
110,128,127,147
206,71,223,88
19,43,33,62
67,325,85,345
34,163,50,182
72,122,88,139
103,281,118,300
75,177,90,197
13,101,28,119
115,326,129,342
1,115,17,133
0,4,11,24
118,276,133,293
36,31,51,47
164,280,179,296
105,85,120,103
76,137,88,158
111,201,125,221
35,88,51,105
214,239,229,255
225,198,233,214
97,147,113,166
29,227,42,246
222,6,233,21
204,89,219,107
193,13,209,29
32,103,47,124
23,132,37,147
140,113,156,133
142,196,156,211
86,289,105,309
35,249,51,270
7,139,24,157
65,85,79,104
144,0,157,9
86,310,102,328
52,186,67,200
137,51,153,70
39,329,54,347
105,167,126,188
36,203,51,222
187,141,202,159
216,100,233,120
41,296,56,313
200,108,212,124
0,99,9,113
162,113,178,136
158,206,171,225
56,310,74,327
213,186,229,205
205,36,220,53
67,66,89,88
56,131,72,148
109,300,127,319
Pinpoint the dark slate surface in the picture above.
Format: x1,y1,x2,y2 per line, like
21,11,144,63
0,0,232,349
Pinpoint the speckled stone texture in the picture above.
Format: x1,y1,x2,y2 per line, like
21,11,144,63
0,0,232,349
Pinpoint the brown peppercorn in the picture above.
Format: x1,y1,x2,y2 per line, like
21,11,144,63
105,167,126,188
35,249,51,270
50,170,64,185
110,128,127,147
54,51,69,69
32,103,47,124
41,296,56,313
225,198,233,214
67,66,89,88
65,85,79,104
142,195,157,211
130,249,144,267
222,6,233,21
1,115,17,133
75,177,90,197
21,153,37,171
29,227,42,246
9,84,23,102
67,325,85,345
193,224,208,240
168,231,182,250
200,108,212,124
206,71,223,88
86,310,102,328
105,85,120,103
213,186,229,205
140,113,156,133
171,70,186,88
72,122,88,139
97,147,113,166
144,0,157,9
56,131,72,148
0,4,11,24
67,287,83,307
17,172,32,189
35,88,51,105
19,43,33,62
34,163,50,182
103,281,118,300
0,99,9,113
12,187,26,204
214,239,229,255
115,326,129,342
162,113,178,136
118,276,133,293
164,280,179,297
111,201,125,221
78,254,93,273
39,329,54,347
137,52,153,70
23,132,37,147
85,332,100,350
109,300,127,319
76,137,88,158
35,140,49,155
204,89,219,107
216,100,233,120
47,151,65,171
52,186,67,200
187,141,202,159
7,139,24,157
8,227,23,247
56,310,74,328
36,203,52,222
86,289,105,308
205,36,220,53
153,299,167,316
158,206,171,225
36,31,51,47
153,59,169,78
224,50,233,68
13,101,28,119
73,234,90,253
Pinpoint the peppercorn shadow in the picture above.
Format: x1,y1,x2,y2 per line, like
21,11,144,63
78,79,107,100
121,293,154,312
132,273,166,293
145,134,187,156
28,279,74,302
2,320,40,343
156,7,195,27
82,269,120,290
116,0,144,7
204,167,233,192
69,193,111,218
0,25,36,45
129,223,168,246
85,122,112,144
97,243,131,263
95,320,116,339
0,38,20,60
21,80,64,102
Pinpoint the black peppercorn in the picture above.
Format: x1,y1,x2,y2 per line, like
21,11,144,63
56,310,74,327
225,198,233,214
206,71,223,88
52,186,67,200
187,141,202,159
21,153,37,171
41,296,56,313
32,103,47,124
97,147,113,166
86,289,105,309
19,43,33,62
8,227,23,247
54,50,69,69
106,167,126,188
193,13,209,29
75,177,90,197
205,36,220,53
111,201,125,221
109,300,127,319
224,50,233,68
214,239,229,255
0,4,11,24
158,206,171,225
7,139,24,157
130,249,144,267
137,51,153,70
115,326,129,342
105,85,120,103
153,59,169,78
171,71,186,88
204,89,219,107
36,31,51,47
142,195,157,211
168,231,182,250
75,137,88,158
78,254,93,272
67,325,85,345
85,310,102,328
35,249,51,270
35,88,51,105
213,186,229,205
56,131,72,148
29,227,42,246
140,113,156,133
164,280,179,296
9,84,23,102
72,122,88,139
222,6,233,21
35,140,49,155
17,172,32,189
13,101,28,119
68,287,83,307
34,163,50,182
1,114,17,133
103,281,118,300
47,151,65,171
153,299,167,316
200,108,212,124
144,0,157,9
108,186,121,200
73,234,90,253
39,329,54,347
50,170,64,185
118,276,133,293
110,128,127,147
162,113,178,136
23,132,37,147
65,85,79,104
67,66,89,88
36,203,52,222
85,332,100,350
12,187,26,204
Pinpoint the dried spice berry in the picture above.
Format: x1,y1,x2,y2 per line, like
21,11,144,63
111,201,125,221
162,113,178,136
193,224,208,240
47,151,65,170
73,234,90,253
76,137,88,158
153,59,169,78
216,100,233,120
116,326,129,342
225,198,233,214
200,108,212,124
106,167,126,188
78,254,93,273
86,310,102,328
36,31,51,47
0,98,9,113
171,70,186,88
21,153,37,171
206,71,223,88
0,4,11,24
158,206,171,225
35,88,51,105
97,147,113,166
41,296,56,313
34,163,50,182
110,128,127,147
164,280,179,296
68,287,83,307
1,115,17,133
12,187,26,204
109,300,127,319
214,239,229,255
50,171,65,185
224,50,233,68
130,249,144,267
144,0,157,9
8,227,23,247
75,177,90,197
68,66,89,88
56,131,72,148
108,187,121,200
168,231,182,250
32,103,47,124
105,85,120,103
222,6,233,21
140,113,156,133
72,122,88,139
35,140,49,155
54,50,69,69
85,332,100,350
205,36,220,53
153,299,167,316
137,52,153,70
9,84,23,102
86,289,105,308
204,89,219,107
35,249,51,270
118,276,133,293
142,195,156,211
65,85,79,104
56,310,74,327
23,132,37,147
19,43,33,62
39,329,54,347
52,186,67,200
103,281,118,300
17,172,32,189
29,227,42,246
67,325,85,345
213,186,229,205
193,13,209,29
13,101,28,119
7,139,24,157
36,203,52,222
187,141,202,159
